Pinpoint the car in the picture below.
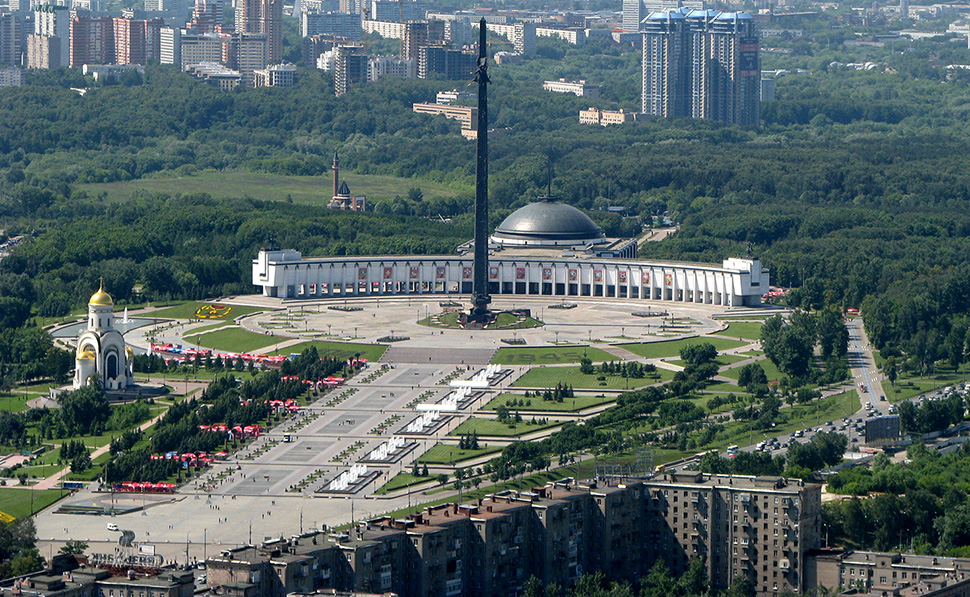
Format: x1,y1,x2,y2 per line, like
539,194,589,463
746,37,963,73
107,523,119,531
851,438,858,442
880,396,886,401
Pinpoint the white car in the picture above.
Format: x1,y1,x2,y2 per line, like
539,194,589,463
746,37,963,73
107,523,119,531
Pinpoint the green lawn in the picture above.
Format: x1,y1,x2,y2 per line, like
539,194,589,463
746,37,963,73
491,346,616,365
148,302,267,321
713,321,764,341
0,488,66,519
511,365,672,390
375,472,436,495
184,322,233,336
416,444,501,464
483,392,616,412
278,341,387,362
0,393,31,413
888,374,965,402
184,327,282,353
77,171,467,206
620,337,749,360
449,417,560,437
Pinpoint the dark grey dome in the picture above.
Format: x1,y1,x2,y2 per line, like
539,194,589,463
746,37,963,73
492,199,606,246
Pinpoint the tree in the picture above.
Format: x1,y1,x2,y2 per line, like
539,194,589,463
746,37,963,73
57,384,110,435
885,358,898,388
0,298,30,330
71,451,92,473
0,518,42,581
59,540,88,556
738,364,768,389
763,322,814,380
640,561,676,597
725,574,756,597
680,343,718,367
816,307,848,360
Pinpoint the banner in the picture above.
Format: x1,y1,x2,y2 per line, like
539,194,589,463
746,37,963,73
542,268,552,280
462,267,472,279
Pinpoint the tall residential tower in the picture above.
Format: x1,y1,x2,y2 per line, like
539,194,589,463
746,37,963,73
236,0,282,63
641,8,760,127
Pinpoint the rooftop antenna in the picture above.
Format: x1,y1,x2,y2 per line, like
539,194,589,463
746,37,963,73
546,156,553,198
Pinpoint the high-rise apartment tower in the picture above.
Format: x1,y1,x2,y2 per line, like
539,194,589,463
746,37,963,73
641,8,760,127
236,0,282,63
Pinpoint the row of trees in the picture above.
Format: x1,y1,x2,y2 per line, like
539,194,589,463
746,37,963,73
697,431,847,479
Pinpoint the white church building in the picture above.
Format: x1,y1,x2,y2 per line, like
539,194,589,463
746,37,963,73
73,283,134,391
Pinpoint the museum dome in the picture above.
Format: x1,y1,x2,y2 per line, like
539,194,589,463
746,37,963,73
89,283,114,307
492,198,607,247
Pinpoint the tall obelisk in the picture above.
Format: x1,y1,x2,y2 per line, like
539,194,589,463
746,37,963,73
470,18,491,323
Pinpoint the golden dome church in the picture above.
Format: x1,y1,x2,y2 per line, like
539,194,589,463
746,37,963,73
73,282,133,390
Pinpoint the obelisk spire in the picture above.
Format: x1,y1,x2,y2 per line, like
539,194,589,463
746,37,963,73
470,18,491,322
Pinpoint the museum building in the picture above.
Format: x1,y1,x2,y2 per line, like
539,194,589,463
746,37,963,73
253,200,770,306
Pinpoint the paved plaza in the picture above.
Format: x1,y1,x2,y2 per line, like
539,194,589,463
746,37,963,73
36,295,753,565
